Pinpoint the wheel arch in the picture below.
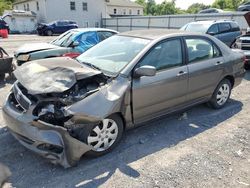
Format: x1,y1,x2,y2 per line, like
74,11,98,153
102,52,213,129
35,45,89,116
223,75,235,88
110,112,126,130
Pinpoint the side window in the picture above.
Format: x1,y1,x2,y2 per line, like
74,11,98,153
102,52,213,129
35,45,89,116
207,24,219,34
185,38,221,63
219,23,231,33
230,22,240,32
97,31,115,41
78,32,98,45
139,39,183,71
56,21,63,26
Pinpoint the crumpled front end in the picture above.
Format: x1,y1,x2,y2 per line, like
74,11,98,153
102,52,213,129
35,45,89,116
2,86,92,168
3,68,132,168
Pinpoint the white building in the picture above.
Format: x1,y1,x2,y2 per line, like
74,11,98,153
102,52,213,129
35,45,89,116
13,0,143,27
106,0,143,17
3,10,37,33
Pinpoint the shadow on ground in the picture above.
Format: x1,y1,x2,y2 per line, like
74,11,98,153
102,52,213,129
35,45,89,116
0,76,15,89
244,70,250,81
0,98,243,188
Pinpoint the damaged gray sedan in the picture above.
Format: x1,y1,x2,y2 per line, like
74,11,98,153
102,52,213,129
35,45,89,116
2,30,245,168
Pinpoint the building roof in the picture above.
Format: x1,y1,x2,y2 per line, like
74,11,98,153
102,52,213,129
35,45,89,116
106,0,143,8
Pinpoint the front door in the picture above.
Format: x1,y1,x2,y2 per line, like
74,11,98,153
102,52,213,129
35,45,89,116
132,38,189,124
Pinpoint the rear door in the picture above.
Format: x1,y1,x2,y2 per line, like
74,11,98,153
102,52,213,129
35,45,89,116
184,37,224,101
132,38,189,123
216,23,234,46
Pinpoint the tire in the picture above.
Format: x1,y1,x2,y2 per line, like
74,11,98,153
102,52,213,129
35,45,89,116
244,64,250,70
85,114,124,157
46,30,53,36
0,74,5,81
208,79,232,109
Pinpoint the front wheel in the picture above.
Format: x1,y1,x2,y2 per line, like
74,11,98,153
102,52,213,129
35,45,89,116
46,30,53,36
208,79,232,109
86,114,124,157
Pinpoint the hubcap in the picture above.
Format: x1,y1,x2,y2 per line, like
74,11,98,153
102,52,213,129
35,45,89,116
216,84,230,106
87,119,118,152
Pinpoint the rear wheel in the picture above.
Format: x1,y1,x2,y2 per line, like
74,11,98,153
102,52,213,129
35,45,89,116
86,114,124,157
245,64,250,70
208,79,232,109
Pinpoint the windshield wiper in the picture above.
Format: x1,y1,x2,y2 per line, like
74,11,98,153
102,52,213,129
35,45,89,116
82,62,102,71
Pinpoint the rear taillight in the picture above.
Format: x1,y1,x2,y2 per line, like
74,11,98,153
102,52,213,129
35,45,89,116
62,52,81,59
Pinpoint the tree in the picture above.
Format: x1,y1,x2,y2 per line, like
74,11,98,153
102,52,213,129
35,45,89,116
0,0,13,15
187,3,211,14
155,0,179,15
212,0,245,10
135,0,147,15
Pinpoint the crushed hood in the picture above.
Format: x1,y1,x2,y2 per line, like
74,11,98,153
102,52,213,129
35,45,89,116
15,43,60,56
14,57,102,95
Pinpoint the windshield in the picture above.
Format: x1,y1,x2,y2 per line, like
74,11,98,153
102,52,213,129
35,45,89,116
50,31,77,47
184,23,211,33
77,36,150,76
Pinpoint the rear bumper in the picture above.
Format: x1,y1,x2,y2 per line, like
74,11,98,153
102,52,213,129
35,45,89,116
2,94,91,168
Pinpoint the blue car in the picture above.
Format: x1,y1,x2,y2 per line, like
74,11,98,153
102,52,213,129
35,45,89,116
37,20,78,36
15,28,118,65
181,20,242,47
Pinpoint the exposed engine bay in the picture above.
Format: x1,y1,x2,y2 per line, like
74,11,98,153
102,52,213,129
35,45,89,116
32,75,107,127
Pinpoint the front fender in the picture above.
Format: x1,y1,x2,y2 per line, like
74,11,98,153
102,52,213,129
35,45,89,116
65,76,132,125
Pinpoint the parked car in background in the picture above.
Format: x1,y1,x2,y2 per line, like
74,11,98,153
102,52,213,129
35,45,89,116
198,8,224,14
15,28,118,65
232,34,250,69
37,20,78,36
237,1,250,11
0,19,9,34
181,20,242,47
3,30,245,168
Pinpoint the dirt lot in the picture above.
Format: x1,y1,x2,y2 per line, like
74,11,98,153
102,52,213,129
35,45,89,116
0,35,249,188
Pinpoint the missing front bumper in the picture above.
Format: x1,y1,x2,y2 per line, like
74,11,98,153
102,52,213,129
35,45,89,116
2,99,91,168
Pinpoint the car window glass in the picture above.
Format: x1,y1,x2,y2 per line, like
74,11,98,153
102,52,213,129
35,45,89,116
219,23,231,33
185,38,218,63
213,44,221,58
208,24,219,34
139,39,183,71
230,22,240,31
98,31,115,41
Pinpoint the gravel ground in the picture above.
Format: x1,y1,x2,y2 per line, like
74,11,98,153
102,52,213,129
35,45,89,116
0,35,249,188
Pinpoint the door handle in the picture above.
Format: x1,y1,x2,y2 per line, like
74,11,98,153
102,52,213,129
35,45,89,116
177,71,187,77
215,61,224,65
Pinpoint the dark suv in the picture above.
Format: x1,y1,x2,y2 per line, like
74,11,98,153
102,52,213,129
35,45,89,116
181,20,242,47
37,20,78,36
238,1,250,11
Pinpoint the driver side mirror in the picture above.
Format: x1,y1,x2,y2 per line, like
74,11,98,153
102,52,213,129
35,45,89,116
207,31,216,36
134,65,156,78
71,41,79,48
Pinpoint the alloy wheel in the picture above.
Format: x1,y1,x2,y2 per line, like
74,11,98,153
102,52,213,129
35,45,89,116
87,119,119,152
216,83,230,106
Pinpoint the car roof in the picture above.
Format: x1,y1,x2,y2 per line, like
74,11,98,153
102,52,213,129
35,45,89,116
70,28,118,33
118,29,205,40
188,20,236,25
